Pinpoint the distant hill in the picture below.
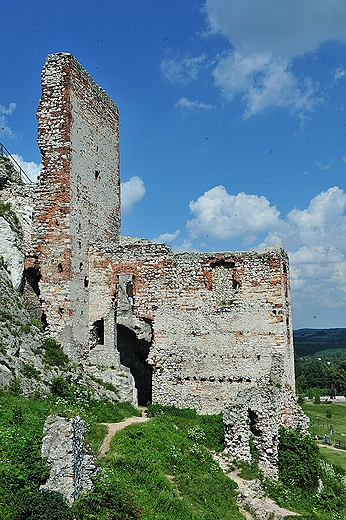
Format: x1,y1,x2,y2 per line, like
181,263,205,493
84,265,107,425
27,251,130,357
293,328,346,357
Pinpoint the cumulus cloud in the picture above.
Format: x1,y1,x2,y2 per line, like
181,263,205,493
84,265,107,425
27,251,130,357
0,102,16,137
121,176,146,214
205,0,346,58
152,229,180,244
175,97,214,110
11,154,41,182
261,186,346,251
213,52,321,119
187,185,280,240
203,0,346,118
160,54,207,84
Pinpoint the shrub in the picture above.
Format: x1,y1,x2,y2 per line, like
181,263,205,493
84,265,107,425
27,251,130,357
21,363,40,380
43,338,69,367
297,394,305,404
31,318,44,332
13,489,73,520
278,427,320,490
51,377,73,398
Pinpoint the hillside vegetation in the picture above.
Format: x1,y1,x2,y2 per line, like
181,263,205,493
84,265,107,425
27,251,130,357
294,329,346,358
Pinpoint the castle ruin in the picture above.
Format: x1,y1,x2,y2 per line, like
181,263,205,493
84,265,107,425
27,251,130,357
0,53,308,475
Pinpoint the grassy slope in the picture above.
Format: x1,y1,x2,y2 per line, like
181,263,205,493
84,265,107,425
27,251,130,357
318,446,346,470
301,402,346,440
99,413,242,520
301,401,346,473
0,388,140,519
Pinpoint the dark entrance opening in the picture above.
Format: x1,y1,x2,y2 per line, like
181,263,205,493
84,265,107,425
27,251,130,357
22,265,45,324
92,319,104,345
248,408,262,437
116,323,153,405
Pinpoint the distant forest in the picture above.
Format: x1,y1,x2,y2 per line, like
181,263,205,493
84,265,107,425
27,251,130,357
293,328,346,396
294,328,346,358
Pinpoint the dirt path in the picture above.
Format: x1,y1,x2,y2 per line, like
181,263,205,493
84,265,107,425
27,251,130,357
318,443,346,452
213,454,297,520
98,408,149,458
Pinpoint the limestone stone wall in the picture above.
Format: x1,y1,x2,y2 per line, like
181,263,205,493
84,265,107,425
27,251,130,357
110,237,294,413
32,53,120,364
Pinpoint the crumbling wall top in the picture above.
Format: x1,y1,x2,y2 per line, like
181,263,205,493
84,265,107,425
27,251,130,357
43,53,118,114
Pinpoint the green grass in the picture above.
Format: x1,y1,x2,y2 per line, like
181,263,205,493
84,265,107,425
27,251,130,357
318,445,346,471
95,413,242,520
0,387,141,519
301,402,346,440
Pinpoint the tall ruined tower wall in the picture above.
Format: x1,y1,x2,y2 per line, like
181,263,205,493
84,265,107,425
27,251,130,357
32,53,120,363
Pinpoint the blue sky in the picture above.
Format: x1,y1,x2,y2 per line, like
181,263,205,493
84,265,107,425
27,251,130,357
1,0,346,330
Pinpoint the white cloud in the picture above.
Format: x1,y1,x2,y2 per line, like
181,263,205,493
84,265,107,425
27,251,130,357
11,154,41,182
289,245,344,265
205,0,346,58
152,229,180,244
203,0,346,118
160,54,207,84
175,97,214,110
121,176,146,214
173,238,196,252
332,66,346,82
0,102,16,137
187,185,280,240
315,160,332,170
213,52,320,119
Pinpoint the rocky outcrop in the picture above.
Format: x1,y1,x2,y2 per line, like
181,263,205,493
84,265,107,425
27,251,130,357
41,415,97,504
0,158,34,291
0,217,25,290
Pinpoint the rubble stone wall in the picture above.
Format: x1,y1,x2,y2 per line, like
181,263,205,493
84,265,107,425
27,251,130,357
223,385,309,478
110,237,294,414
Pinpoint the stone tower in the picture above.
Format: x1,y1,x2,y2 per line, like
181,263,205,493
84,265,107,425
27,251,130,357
31,53,120,364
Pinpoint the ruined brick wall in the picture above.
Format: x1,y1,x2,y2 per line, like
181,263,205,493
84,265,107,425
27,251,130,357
223,385,309,478
111,238,294,413
31,53,120,363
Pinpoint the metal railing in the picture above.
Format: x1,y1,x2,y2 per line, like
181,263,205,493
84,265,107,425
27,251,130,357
0,143,34,184
334,440,346,450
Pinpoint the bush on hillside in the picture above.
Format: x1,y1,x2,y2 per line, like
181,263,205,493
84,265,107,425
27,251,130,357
278,427,320,490
13,490,73,520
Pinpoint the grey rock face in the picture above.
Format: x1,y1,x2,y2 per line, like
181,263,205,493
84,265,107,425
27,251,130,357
0,217,25,290
41,415,96,504
0,181,35,255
